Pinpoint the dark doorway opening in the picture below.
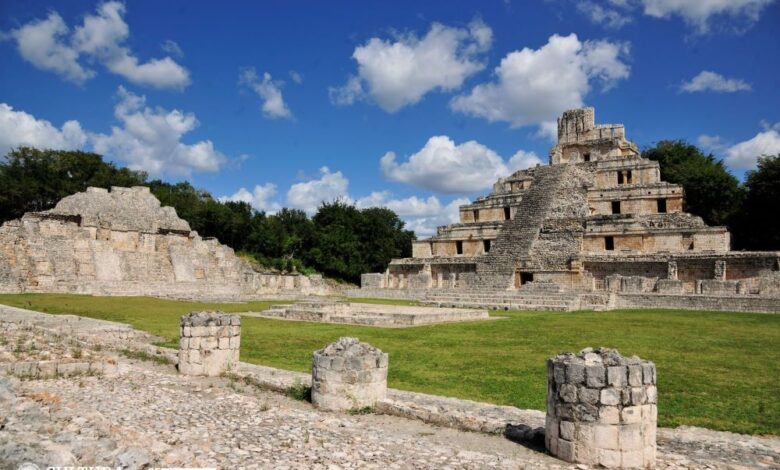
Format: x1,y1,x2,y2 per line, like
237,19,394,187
456,240,463,255
657,198,667,213
519,272,534,285
504,206,511,220
483,239,491,253
605,236,615,251
611,201,621,214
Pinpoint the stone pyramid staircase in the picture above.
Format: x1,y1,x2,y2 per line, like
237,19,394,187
476,164,571,289
421,289,580,311
421,288,611,312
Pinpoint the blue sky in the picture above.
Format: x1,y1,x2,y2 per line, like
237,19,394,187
1,0,779,236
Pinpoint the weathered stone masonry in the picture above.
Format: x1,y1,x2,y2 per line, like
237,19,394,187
178,311,240,377
363,107,780,305
0,186,328,297
546,348,657,468
311,337,388,412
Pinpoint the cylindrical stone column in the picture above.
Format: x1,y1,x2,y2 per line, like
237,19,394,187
546,347,657,469
179,311,240,376
311,337,388,411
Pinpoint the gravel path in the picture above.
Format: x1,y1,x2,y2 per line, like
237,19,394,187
2,359,565,469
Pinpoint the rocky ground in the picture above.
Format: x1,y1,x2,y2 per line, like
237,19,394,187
0,312,779,469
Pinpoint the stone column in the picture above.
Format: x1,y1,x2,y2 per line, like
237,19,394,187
311,337,388,412
179,311,240,376
667,261,678,281
546,347,657,469
714,260,727,281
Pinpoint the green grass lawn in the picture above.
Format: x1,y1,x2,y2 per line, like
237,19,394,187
1,293,778,435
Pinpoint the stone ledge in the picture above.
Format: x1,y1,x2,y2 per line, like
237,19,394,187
0,359,118,378
126,343,546,440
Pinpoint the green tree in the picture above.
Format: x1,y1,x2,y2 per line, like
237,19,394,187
358,206,414,273
732,155,780,250
308,201,365,281
642,140,744,226
0,147,146,222
147,180,208,229
305,201,415,283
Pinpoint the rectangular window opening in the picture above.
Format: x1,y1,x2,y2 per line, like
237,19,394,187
504,206,511,220
605,236,615,251
473,210,479,222
657,198,667,213
611,201,621,214
617,172,624,185
626,170,633,184
584,153,591,162
456,240,463,255
520,272,534,285
483,239,491,253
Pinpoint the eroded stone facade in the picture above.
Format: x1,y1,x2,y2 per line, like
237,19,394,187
0,186,327,297
364,108,780,301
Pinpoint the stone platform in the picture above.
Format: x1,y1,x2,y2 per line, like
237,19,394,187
245,301,490,327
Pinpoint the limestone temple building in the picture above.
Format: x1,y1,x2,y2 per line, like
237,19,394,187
0,186,327,297
362,108,780,302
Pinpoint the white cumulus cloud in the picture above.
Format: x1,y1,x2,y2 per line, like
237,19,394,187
240,68,293,120
8,12,95,83
724,123,780,170
680,71,751,93
330,19,492,112
91,87,226,176
577,1,634,28
450,34,630,130
640,0,774,32
220,183,282,213
0,103,87,156
356,191,469,237
574,0,773,33
404,198,470,238
356,192,443,217
286,167,350,213
380,135,542,194
7,1,190,89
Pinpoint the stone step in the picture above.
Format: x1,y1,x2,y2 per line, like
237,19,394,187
423,301,573,312
424,294,577,302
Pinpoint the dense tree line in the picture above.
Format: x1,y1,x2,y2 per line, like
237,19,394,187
1,145,778,280
0,147,415,283
641,141,779,250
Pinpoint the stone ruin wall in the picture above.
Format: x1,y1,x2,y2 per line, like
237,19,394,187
0,186,329,298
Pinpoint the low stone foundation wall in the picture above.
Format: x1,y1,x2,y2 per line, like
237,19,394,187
0,360,118,378
697,280,739,296
615,293,780,314
345,287,426,300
